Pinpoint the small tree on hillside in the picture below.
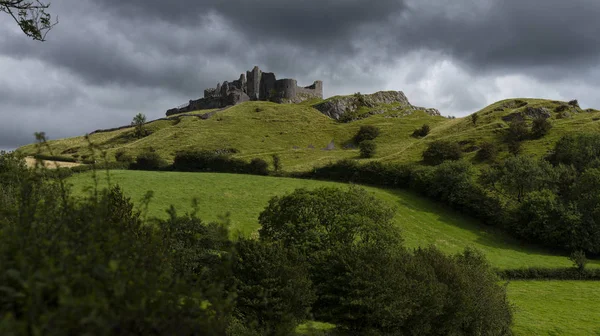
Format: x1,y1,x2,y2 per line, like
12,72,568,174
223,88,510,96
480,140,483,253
569,250,588,273
423,141,462,165
471,113,479,125
354,125,380,144
531,117,552,139
132,113,147,138
272,154,282,173
412,124,430,138
359,140,377,158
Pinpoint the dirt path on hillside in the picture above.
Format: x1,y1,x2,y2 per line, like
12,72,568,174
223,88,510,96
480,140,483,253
25,157,83,169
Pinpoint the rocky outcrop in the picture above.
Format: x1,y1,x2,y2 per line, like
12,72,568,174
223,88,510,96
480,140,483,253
502,107,552,122
313,91,440,121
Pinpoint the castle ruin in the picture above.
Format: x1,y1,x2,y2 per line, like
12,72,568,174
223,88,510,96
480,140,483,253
166,66,323,116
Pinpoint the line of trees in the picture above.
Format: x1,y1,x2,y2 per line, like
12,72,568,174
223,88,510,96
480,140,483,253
0,152,513,335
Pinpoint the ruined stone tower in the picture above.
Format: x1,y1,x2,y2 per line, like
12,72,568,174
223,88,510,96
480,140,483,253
166,66,323,116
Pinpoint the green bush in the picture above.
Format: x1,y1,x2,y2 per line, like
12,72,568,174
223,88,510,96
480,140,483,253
271,154,282,173
412,124,431,138
498,267,600,280
32,153,77,162
248,158,269,175
359,140,377,158
130,150,167,170
115,149,134,163
353,125,380,144
0,182,232,334
531,116,552,138
232,239,315,335
172,150,270,175
475,142,498,162
422,141,462,165
258,187,512,335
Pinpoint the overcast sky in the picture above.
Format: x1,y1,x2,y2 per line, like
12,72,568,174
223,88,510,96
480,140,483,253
1,0,600,149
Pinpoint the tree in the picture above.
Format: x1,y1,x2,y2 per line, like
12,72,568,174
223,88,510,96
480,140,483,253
412,124,430,138
505,118,529,155
471,113,479,125
569,250,588,273
475,142,498,162
131,113,147,138
481,155,555,203
353,125,380,144
531,116,552,139
231,239,315,336
258,187,399,256
271,154,282,173
422,140,462,165
359,140,377,158
1,0,57,41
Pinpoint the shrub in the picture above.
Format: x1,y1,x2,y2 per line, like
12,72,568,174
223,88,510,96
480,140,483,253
505,118,529,143
32,154,77,163
232,239,315,335
531,117,552,138
498,267,600,280
0,183,233,334
114,150,134,163
131,113,148,138
130,150,166,170
271,154,282,173
550,134,600,171
422,140,462,165
569,250,588,272
476,142,498,162
353,125,380,144
412,124,430,138
359,140,377,158
248,158,270,175
471,113,479,125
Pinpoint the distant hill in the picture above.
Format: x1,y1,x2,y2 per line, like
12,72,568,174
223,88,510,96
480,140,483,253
16,92,600,172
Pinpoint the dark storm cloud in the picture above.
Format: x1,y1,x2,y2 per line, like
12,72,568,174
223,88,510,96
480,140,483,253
2,0,600,149
96,0,408,48
391,0,600,73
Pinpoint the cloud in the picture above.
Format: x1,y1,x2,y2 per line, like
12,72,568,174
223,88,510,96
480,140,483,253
0,0,600,148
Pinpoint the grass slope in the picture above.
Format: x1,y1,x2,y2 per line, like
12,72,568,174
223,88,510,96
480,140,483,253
508,281,600,336
67,170,599,270
20,96,600,171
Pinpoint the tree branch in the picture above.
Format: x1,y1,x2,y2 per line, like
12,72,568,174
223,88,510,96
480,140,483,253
0,0,58,41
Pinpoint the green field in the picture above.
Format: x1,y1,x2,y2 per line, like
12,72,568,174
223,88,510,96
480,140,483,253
508,281,600,335
67,170,599,270
19,97,600,171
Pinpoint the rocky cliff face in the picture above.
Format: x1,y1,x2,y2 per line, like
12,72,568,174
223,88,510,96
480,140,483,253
313,91,440,121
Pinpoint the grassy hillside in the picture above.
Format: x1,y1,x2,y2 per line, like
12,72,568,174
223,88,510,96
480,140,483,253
67,170,599,270
508,281,600,335
19,95,600,171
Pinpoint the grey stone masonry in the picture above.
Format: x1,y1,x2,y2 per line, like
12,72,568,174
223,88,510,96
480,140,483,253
166,66,323,116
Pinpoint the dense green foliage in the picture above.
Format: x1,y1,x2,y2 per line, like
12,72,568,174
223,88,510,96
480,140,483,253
1,152,515,335
353,125,380,144
130,149,167,170
302,134,600,254
531,116,552,138
0,155,232,334
172,150,269,175
422,140,462,165
359,140,377,158
476,142,498,162
258,187,512,335
411,124,430,138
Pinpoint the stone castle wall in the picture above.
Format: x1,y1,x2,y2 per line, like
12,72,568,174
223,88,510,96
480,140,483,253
166,66,323,116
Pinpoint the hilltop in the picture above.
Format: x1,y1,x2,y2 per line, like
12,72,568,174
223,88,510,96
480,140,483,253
16,92,600,172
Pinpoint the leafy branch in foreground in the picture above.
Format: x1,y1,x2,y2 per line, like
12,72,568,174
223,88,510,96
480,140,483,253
0,0,58,41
